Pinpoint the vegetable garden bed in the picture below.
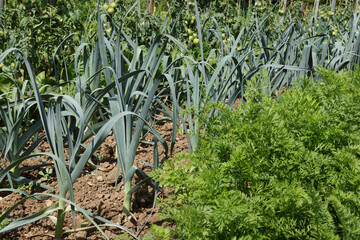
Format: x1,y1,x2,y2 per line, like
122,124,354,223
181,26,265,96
1,0,360,239
0,121,189,239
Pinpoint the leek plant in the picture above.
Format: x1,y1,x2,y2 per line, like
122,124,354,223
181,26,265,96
0,2,175,236
95,9,174,216
0,48,141,240
328,14,360,70
0,77,49,190
173,2,360,151
169,0,251,151
172,1,279,151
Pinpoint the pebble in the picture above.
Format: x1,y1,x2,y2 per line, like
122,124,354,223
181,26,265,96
96,176,104,182
76,230,87,238
45,199,53,207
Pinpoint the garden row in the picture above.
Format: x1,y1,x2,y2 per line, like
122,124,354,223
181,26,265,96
155,68,360,238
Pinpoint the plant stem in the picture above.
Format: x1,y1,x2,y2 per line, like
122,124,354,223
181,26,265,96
123,180,132,216
54,200,66,240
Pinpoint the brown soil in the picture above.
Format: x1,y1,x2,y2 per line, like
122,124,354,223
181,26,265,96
0,121,189,239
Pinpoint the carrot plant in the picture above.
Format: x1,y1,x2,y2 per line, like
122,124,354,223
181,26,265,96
154,68,360,239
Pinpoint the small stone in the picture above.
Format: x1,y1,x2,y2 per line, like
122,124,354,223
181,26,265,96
96,176,104,182
105,230,112,236
45,199,53,207
76,230,87,238
87,181,93,186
